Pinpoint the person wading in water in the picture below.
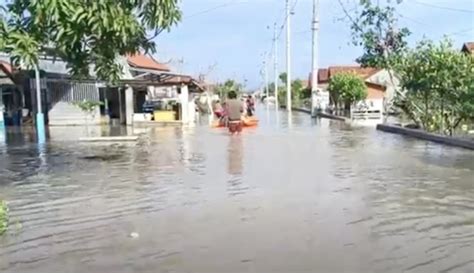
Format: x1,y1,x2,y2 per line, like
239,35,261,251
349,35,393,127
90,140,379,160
226,91,243,134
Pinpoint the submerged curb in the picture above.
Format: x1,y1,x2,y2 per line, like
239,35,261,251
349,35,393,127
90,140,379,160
376,124,474,150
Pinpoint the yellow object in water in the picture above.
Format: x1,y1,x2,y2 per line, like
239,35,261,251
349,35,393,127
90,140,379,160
153,110,176,122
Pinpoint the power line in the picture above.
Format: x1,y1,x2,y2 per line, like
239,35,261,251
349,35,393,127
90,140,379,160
396,12,430,27
409,0,474,13
275,0,299,41
263,0,298,67
446,27,474,37
184,1,249,19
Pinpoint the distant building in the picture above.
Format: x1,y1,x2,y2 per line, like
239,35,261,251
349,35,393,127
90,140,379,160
310,65,400,115
461,42,474,55
0,53,203,126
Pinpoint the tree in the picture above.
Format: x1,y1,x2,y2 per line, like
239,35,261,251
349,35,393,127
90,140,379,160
291,79,307,106
279,72,288,85
215,79,243,99
347,0,409,68
328,73,367,109
340,0,410,113
394,39,474,135
0,0,181,83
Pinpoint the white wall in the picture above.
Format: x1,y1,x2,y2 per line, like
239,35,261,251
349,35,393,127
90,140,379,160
146,86,178,100
48,102,101,126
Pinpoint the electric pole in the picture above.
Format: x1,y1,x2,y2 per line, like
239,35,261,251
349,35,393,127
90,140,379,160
263,57,270,100
311,0,320,115
286,0,292,112
273,22,279,109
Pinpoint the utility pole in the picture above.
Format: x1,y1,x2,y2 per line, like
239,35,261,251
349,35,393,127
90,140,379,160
311,0,320,116
286,0,292,112
273,22,279,109
35,65,46,144
264,57,269,100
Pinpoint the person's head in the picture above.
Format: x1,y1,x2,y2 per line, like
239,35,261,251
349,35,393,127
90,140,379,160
228,91,237,99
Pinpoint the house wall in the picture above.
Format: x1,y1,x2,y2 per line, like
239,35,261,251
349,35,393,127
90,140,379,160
0,88,4,128
355,85,385,112
48,102,101,126
30,79,102,125
365,70,400,104
146,85,178,100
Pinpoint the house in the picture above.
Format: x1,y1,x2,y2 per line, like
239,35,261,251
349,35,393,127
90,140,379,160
0,53,203,127
461,42,474,55
311,65,400,115
0,60,24,127
122,53,204,124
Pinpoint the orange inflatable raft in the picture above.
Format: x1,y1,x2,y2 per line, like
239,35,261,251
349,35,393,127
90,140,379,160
212,116,259,128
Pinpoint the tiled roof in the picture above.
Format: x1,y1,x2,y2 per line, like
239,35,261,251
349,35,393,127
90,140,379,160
328,66,380,79
462,42,474,54
0,61,13,75
127,53,170,72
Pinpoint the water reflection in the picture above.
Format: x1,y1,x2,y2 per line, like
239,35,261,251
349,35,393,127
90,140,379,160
227,136,243,176
0,110,473,273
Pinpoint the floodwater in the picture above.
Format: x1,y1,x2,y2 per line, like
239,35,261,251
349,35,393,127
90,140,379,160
0,108,473,273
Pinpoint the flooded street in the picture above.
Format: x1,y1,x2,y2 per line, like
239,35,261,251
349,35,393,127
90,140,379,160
0,109,473,273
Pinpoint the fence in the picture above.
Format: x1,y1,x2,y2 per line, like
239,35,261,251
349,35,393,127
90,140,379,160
30,79,100,105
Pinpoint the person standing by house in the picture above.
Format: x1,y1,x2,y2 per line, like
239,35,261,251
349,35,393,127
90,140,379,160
226,91,243,134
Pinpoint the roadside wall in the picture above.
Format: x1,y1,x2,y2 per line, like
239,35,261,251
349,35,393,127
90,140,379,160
376,124,474,150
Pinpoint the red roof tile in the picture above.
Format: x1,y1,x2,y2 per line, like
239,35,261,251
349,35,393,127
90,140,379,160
127,53,170,72
0,61,13,75
328,66,380,79
462,42,474,54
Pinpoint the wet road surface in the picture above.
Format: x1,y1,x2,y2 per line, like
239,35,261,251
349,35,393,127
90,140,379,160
0,109,473,273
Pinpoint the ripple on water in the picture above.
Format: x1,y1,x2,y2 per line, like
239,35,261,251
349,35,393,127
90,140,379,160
0,114,473,273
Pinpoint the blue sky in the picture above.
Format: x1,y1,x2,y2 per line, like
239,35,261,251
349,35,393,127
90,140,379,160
156,0,474,89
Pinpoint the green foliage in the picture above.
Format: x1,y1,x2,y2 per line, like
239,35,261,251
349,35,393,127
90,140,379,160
0,200,8,235
72,100,103,116
0,0,181,83
328,73,368,107
279,72,288,85
291,79,310,106
349,0,410,69
272,78,309,106
215,79,243,98
393,39,474,134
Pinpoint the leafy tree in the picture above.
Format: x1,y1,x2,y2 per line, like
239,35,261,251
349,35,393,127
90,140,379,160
394,39,474,134
328,73,367,109
0,0,181,83
340,0,410,113
346,0,409,68
291,79,308,106
215,79,243,99
279,72,288,85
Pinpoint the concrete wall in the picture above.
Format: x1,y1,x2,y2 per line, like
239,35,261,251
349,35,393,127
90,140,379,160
357,98,384,112
48,101,101,126
0,88,4,128
377,124,474,150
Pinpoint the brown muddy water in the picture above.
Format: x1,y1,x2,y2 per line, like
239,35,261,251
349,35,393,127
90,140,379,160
0,109,473,273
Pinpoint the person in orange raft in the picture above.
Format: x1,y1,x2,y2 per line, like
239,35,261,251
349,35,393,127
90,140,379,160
225,91,243,134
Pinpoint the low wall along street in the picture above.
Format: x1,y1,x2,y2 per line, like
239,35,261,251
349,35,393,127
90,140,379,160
376,124,474,150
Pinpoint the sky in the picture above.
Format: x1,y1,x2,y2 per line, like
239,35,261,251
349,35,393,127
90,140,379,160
156,0,474,89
